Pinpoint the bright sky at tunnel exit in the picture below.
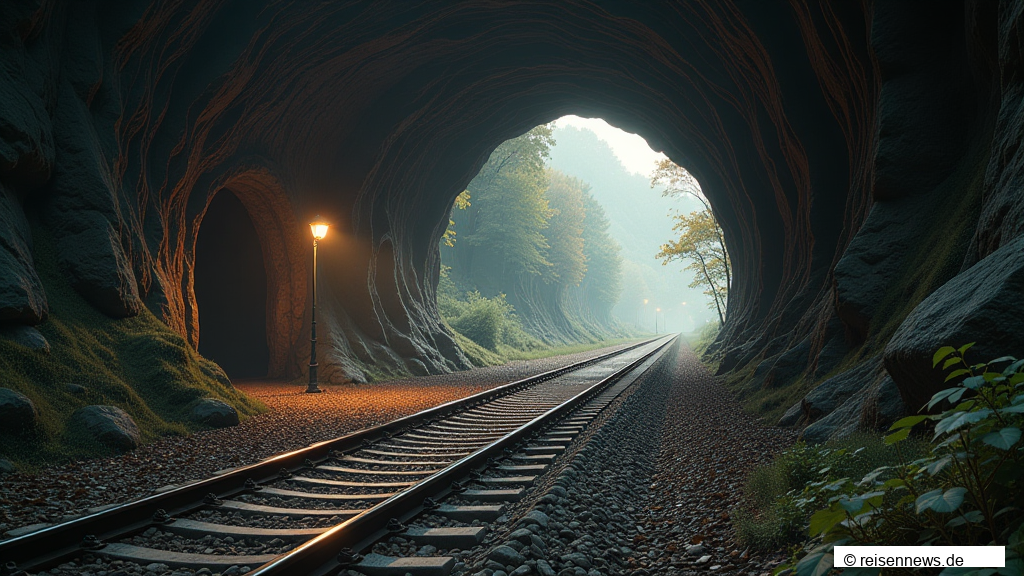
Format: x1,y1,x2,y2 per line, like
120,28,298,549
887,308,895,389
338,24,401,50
553,115,669,176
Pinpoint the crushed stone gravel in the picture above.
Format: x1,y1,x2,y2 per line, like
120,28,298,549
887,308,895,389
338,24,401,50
452,342,797,576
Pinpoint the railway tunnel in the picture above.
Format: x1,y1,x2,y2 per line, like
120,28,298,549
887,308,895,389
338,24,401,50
4,1,1024,574
1,2,1023,445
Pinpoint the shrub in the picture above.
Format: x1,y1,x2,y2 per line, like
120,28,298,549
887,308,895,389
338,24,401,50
734,435,926,552
781,344,1024,576
448,292,510,350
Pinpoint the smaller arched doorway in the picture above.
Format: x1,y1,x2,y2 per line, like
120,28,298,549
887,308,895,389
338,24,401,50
194,189,270,379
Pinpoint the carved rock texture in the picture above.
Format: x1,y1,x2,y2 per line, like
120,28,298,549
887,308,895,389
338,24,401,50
0,1,1019,437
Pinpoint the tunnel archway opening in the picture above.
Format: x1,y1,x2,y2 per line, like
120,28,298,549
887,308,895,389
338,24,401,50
194,189,270,379
437,116,722,349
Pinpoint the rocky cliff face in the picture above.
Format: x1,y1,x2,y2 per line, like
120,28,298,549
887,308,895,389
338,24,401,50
1,1,1022,437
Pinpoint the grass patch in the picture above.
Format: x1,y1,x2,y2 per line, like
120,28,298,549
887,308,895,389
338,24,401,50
0,225,264,471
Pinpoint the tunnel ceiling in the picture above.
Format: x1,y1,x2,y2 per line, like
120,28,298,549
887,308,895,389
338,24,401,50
3,0,1024,438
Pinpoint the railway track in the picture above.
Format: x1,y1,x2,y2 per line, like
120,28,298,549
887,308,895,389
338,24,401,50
1,336,675,576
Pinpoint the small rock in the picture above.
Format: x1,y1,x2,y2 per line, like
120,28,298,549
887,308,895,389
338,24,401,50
561,553,592,570
190,398,240,428
71,405,141,452
0,325,50,353
65,383,88,394
519,510,549,529
510,528,534,544
0,458,15,474
536,559,556,576
697,555,712,564
510,566,531,576
0,387,37,433
489,545,526,567
685,544,705,556
145,563,169,573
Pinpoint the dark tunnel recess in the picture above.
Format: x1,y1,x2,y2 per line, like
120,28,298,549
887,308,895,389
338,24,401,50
194,189,270,380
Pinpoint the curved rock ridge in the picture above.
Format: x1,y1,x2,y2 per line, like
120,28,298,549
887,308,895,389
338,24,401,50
0,1,1019,437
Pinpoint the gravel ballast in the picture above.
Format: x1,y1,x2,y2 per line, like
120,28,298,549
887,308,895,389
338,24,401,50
0,343,638,537
453,342,796,576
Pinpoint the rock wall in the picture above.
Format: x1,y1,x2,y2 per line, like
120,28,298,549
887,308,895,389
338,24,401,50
0,1,1021,430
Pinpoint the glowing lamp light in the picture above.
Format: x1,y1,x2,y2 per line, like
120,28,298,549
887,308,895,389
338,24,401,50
310,216,330,240
643,299,649,304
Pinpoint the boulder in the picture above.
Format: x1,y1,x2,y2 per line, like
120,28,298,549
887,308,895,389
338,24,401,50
0,51,55,185
802,372,907,443
802,392,864,443
47,81,141,319
764,336,811,388
0,458,15,474
71,405,141,452
0,185,48,324
833,200,923,341
0,324,50,353
190,398,240,428
801,356,882,422
860,376,906,431
0,388,37,433
884,234,1024,411
777,401,803,427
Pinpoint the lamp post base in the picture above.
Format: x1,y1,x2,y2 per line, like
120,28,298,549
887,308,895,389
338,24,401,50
306,362,321,393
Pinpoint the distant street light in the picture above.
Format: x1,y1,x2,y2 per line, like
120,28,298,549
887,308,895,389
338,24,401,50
306,216,330,394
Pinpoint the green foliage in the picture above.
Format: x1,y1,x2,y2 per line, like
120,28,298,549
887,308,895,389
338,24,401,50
733,434,926,553
448,292,515,351
774,346,1024,576
656,208,730,325
441,190,471,248
652,159,730,325
544,170,588,286
442,124,625,346
459,125,556,279
580,191,623,318
437,272,540,353
0,226,264,469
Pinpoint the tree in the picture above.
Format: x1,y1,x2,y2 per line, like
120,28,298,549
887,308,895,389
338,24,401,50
441,191,471,247
543,170,587,286
651,159,731,292
580,191,622,318
656,209,730,325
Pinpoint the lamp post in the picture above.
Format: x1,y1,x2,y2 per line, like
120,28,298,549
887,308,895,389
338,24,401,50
643,298,649,332
306,216,330,394
655,307,661,334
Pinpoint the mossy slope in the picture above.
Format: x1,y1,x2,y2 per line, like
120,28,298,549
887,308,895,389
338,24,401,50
0,226,264,470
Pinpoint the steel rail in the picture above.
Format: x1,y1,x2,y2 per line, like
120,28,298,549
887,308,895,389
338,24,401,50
0,338,658,572
251,335,676,576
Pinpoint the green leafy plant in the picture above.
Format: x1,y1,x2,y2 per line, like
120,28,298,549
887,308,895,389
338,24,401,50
734,436,923,552
782,344,1024,576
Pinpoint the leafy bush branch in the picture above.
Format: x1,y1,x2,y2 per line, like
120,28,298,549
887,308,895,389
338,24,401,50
779,344,1024,576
